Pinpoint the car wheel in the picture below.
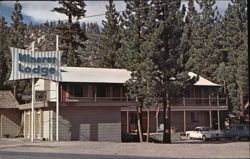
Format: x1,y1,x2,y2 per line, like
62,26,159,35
202,135,207,141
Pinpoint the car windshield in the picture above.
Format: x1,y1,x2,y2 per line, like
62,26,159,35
201,127,211,131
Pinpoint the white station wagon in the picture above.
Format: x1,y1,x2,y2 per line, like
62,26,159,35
186,126,223,141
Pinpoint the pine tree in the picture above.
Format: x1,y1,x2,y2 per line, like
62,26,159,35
96,0,121,68
186,0,221,79
53,0,87,66
24,22,35,49
35,22,57,52
146,0,196,143
118,0,151,142
9,1,27,102
81,22,101,67
0,16,10,90
10,0,25,49
215,0,248,114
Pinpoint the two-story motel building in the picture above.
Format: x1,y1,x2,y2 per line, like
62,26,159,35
20,67,228,142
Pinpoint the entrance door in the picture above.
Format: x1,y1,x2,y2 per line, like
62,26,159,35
42,110,52,140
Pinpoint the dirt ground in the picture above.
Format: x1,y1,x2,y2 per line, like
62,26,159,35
0,138,249,158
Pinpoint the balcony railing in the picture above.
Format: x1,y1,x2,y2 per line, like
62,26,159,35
66,97,136,102
65,97,227,107
171,98,228,107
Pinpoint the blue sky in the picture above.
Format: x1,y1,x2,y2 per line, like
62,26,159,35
0,1,126,26
0,1,231,26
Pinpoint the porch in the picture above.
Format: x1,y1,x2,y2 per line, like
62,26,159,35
121,97,228,140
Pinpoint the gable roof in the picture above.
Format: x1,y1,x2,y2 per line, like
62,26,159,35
60,67,220,87
61,67,131,84
0,91,19,108
188,72,220,87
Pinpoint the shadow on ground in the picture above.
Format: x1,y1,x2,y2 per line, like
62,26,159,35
122,132,250,144
0,151,168,159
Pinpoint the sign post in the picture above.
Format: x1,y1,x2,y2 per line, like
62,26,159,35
31,42,35,141
9,44,62,142
56,35,59,141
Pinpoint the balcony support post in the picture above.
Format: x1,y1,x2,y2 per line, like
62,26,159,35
183,110,186,132
209,110,212,128
183,97,185,107
217,94,219,106
126,111,129,133
217,110,220,130
209,94,211,106
94,86,97,102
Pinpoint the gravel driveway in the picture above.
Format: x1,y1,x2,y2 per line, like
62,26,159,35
0,138,249,158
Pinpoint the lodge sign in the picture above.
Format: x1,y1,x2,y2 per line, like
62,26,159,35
9,47,62,81
18,53,57,76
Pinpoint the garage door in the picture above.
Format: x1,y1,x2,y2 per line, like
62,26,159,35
58,107,121,142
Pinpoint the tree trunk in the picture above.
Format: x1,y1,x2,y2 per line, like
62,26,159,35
136,106,143,142
146,108,150,142
163,93,171,143
239,88,244,115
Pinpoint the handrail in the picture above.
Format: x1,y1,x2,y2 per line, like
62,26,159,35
66,96,136,102
64,96,228,107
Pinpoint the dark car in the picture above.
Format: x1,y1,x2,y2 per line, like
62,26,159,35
222,124,249,140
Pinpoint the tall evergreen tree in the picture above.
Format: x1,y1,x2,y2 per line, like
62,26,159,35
0,17,10,90
24,22,35,49
53,0,87,66
146,0,196,143
215,0,248,114
35,22,58,52
186,0,221,79
97,0,121,68
10,0,25,49
9,1,27,101
118,0,150,142
81,22,101,67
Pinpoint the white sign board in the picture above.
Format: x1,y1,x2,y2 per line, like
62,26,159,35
9,47,62,81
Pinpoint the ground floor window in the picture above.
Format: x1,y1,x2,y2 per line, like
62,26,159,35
191,112,199,123
129,113,137,133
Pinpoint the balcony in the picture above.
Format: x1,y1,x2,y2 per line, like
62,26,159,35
171,98,228,111
61,96,228,110
60,96,137,107
66,97,136,102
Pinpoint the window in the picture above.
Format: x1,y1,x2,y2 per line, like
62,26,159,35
97,85,107,97
129,112,137,124
113,85,120,97
69,84,86,97
191,112,199,123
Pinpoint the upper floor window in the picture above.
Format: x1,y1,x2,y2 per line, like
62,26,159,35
96,85,108,97
113,85,121,97
69,84,87,97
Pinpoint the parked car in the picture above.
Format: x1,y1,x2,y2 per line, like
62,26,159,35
186,126,223,141
222,124,249,140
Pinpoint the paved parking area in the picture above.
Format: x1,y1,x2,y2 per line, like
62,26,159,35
0,138,249,158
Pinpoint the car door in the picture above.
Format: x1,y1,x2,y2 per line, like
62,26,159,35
198,128,203,139
193,128,200,138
